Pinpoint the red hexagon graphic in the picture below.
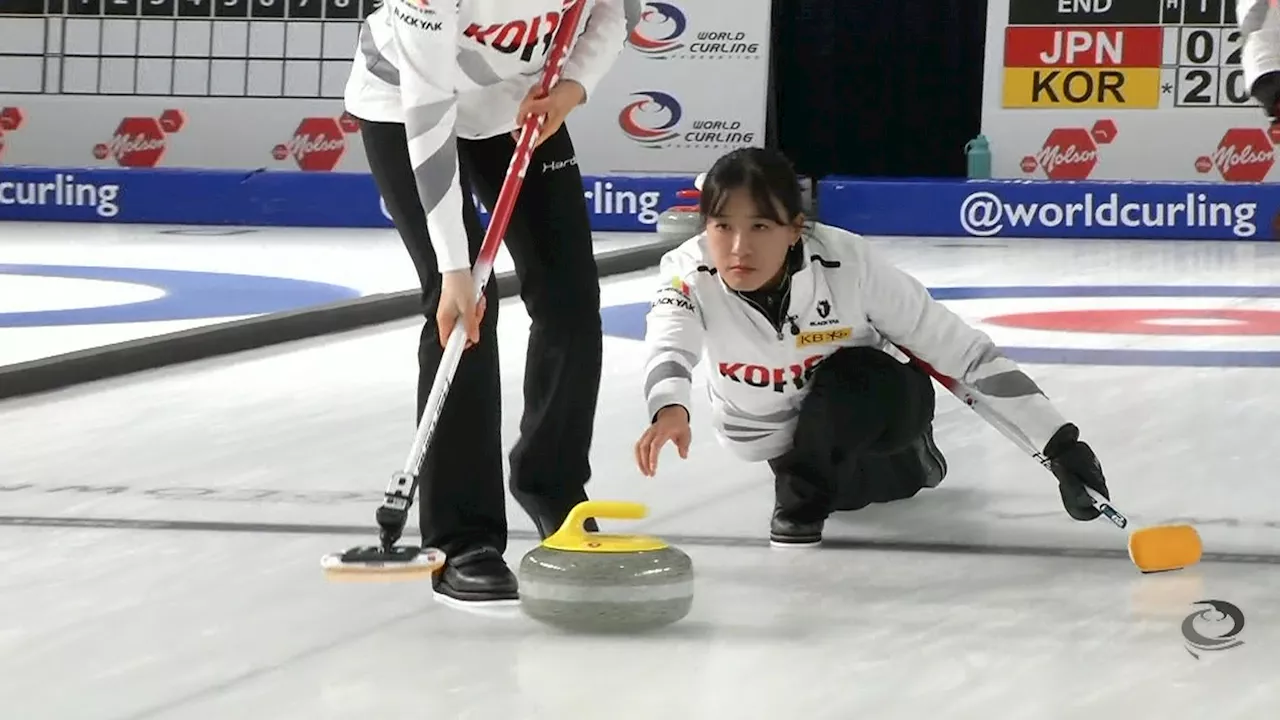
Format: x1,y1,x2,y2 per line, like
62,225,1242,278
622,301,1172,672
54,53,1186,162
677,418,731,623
338,111,360,134
94,116,168,167
1029,127,1099,180
273,117,347,172
1090,118,1117,145
1202,128,1275,182
0,106,24,132
0,107,22,162
159,108,186,133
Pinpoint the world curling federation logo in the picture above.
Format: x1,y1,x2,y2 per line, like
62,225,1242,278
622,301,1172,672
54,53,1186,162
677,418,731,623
1181,599,1245,660
628,1,687,56
618,91,682,145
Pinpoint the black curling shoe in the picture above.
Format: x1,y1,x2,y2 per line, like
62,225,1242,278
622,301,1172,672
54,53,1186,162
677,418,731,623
515,487,599,540
769,503,824,548
915,423,948,489
431,546,519,605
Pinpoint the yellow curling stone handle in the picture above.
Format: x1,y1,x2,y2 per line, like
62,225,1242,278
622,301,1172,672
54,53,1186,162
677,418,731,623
541,500,669,553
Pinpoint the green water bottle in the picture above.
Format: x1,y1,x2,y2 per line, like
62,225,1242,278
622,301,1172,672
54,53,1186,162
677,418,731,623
965,134,992,179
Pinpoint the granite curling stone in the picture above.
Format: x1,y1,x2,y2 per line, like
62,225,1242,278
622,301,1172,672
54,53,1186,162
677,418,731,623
518,500,694,633
655,206,702,245
655,173,706,245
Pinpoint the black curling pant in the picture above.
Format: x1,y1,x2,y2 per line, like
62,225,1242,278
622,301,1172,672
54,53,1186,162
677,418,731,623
359,118,603,556
771,346,938,521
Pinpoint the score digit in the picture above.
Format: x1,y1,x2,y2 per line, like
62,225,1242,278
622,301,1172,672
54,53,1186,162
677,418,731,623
288,0,321,18
1177,67,1219,106
1181,28,1218,65
1219,68,1250,106
1222,29,1243,66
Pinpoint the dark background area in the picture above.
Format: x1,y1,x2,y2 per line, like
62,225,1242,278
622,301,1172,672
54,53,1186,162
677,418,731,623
768,0,990,180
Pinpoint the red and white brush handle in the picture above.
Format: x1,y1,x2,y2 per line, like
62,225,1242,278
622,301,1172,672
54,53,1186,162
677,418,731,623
381,0,587,512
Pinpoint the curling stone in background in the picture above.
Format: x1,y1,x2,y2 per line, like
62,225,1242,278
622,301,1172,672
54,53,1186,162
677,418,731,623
655,172,706,245
655,190,701,245
655,207,700,245
518,500,694,633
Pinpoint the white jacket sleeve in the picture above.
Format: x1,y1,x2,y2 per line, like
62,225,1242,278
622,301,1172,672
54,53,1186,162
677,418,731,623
642,252,704,421
386,1,470,273
1240,0,1280,90
854,237,1070,455
560,0,634,101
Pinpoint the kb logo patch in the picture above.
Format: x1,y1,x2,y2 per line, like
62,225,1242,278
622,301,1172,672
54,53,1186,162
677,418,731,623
796,326,851,348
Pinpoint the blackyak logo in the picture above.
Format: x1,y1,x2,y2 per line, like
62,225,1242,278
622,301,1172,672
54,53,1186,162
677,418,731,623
1181,599,1245,659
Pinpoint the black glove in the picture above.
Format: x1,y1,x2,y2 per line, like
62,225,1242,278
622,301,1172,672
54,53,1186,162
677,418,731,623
1043,423,1109,521
1250,71,1280,121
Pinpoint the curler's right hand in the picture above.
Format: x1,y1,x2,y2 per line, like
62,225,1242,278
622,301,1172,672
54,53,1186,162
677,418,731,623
634,405,692,477
437,269,485,349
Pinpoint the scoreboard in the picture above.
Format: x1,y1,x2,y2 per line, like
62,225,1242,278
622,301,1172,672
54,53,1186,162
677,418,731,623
0,0,377,98
1001,0,1246,109
980,0,1275,181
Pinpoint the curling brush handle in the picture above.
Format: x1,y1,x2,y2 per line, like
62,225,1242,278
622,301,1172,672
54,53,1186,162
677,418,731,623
1084,485,1126,529
900,348,1129,529
376,0,588,519
402,0,586,479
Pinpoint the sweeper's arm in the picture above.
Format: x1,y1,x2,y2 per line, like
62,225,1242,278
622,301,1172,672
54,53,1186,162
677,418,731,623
559,0,635,103
1240,0,1280,119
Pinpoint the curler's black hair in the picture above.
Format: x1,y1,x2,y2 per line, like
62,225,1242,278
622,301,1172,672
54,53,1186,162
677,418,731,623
698,147,804,226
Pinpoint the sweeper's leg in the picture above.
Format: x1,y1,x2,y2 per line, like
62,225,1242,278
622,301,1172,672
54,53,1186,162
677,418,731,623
769,346,946,546
460,125,604,539
360,118,516,603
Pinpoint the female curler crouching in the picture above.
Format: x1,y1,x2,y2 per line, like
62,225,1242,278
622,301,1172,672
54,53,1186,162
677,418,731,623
634,147,1112,547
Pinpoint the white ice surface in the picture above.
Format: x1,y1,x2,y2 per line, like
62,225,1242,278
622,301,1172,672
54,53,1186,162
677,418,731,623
1,237,1279,718
0,222,661,366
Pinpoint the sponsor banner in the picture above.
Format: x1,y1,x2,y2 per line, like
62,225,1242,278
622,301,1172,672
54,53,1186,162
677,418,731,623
0,98,363,171
816,177,1280,241
980,0,1274,181
0,167,696,231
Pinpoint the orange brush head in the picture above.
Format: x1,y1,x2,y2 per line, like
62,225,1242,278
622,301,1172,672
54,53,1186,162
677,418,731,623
1128,524,1203,573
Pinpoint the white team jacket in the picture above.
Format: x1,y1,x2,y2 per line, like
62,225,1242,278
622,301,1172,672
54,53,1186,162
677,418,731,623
1241,0,1280,90
343,0,635,274
642,223,1072,463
